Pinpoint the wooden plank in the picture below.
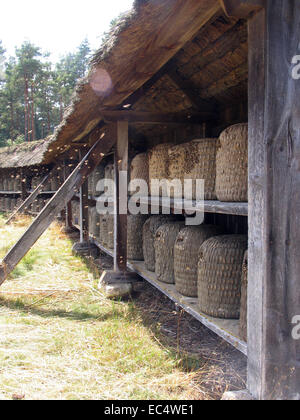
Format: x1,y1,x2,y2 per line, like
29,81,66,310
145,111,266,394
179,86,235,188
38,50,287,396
20,169,28,201
218,0,264,18
79,179,89,242
5,168,55,225
248,1,300,400
0,126,116,286
114,121,129,272
101,111,215,124
136,196,248,217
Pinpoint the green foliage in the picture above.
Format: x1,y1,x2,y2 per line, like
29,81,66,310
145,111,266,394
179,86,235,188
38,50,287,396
0,39,91,148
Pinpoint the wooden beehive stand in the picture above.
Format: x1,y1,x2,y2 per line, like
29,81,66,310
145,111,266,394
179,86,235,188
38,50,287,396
0,0,299,401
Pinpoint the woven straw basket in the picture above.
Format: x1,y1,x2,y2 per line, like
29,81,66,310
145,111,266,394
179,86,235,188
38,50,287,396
216,123,248,202
168,139,217,200
99,214,108,246
149,143,173,196
105,164,114,180
174,225,223,297
198,235,247,319
89,207,99,238
239,250,248,342
89,164,105,197
154,222,185,284
143,215,177,272
107,214,115,250
130,153,149,195
127,215,148,260
71,201,79,226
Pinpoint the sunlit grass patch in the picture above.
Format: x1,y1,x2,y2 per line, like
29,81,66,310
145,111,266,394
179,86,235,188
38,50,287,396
0,216,211,400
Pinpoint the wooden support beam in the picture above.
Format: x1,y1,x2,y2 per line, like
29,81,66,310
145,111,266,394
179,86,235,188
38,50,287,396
20,169,28,202
119,65,169,110
0,125,116,286
167,67,218,113
248,1,300,400
5,169,53,225
218,0,264,18
114,121,129,273
102,111,215,125
79,179,89,243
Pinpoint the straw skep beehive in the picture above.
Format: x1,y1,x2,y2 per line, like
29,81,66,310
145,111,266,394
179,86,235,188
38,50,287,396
174,225,223,297
239,250,248,342
168,139,217,200
154,222,185,284
142,215,177,272
149,143,173,196
198,235,247,319
99,214,108,246
130,153,149,195
89,164,105,197
71,201,80,226
185,139,217,200
216,123,248,202
89,207,100,238
107,214,115,249
127,214,148,260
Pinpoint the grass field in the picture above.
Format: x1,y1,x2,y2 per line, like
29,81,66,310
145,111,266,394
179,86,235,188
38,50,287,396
0,214,216,400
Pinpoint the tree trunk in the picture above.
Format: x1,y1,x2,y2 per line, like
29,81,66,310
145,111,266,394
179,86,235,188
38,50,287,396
31,82,35,141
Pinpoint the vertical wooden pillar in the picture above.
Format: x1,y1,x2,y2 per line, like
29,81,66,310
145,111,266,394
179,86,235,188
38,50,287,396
248,1,300,400
114,121,129,272
21,169,28,201
63,162,73,231
79,179,89,243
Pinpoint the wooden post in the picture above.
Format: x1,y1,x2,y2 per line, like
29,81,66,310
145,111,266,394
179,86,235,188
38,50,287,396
248,1,300,400
21,169,28,202
63,163,74,232
79,178,89,243
114,121,128,272
65,201,73,231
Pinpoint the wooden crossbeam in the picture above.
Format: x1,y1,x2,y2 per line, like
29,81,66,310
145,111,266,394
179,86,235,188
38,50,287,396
101,111,215,124
5,167,56,225
0,125,116,286
167,68,218,113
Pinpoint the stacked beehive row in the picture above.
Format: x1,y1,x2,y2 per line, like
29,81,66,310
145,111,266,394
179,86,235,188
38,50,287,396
75,124,249,340
0,171,22,213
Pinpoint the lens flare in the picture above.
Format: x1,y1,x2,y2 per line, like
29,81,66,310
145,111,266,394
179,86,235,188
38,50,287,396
90,68,113,97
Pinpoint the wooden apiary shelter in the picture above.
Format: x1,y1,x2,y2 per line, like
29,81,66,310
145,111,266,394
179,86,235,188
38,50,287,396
0,0,299,400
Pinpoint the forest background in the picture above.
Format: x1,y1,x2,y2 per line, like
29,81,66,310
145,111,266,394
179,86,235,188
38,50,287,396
0,38,92,147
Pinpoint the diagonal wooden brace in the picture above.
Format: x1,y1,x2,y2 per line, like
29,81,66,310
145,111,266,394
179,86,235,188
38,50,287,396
0,125,116,286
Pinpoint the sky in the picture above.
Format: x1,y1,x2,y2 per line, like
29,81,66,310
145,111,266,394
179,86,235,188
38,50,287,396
1,0,135,62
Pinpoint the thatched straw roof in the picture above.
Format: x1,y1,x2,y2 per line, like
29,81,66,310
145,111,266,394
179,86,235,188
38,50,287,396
33,0,223,164
0,139,51,169
0,0,250,168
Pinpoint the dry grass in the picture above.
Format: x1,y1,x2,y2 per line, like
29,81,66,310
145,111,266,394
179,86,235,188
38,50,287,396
0,213,213,400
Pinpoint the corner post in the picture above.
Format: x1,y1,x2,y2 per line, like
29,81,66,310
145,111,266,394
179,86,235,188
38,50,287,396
114,121,129,272
99,121,139,298
248,0,300,400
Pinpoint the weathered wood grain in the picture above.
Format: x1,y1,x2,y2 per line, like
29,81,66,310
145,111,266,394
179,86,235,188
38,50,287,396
248,1,300,400
114,121,129,272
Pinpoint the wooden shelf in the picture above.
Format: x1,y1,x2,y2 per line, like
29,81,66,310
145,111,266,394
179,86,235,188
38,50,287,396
0,191,22,195
87,196,248,217
87,235,247,356
137,196,248,217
